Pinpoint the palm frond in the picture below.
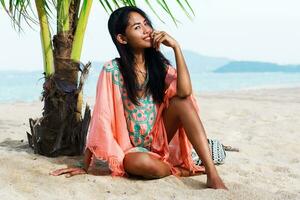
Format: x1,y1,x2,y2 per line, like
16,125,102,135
144,0,165,24
0,0,59,31
157,0,179,26
57,0,71,32
183,0,195,16
35,0,54,76
111,0,120,8
104,0,114,12
175,0,193,20
98,0,110,14
119,0,136,6
97,0,193,26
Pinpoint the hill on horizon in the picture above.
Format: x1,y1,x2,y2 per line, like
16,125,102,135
215,61,300,73
164,50,230,72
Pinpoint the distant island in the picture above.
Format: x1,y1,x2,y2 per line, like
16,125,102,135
214,61,300,73
164,50,230,72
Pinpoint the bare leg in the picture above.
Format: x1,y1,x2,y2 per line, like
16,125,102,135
163,96,227,189
123,152,171,179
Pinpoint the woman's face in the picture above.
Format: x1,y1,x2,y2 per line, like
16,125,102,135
117,12,153,50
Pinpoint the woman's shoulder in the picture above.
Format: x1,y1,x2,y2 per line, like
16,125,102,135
102,58,121,73
101,58,123,86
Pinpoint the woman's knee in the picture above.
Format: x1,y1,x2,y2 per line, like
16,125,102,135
169,96,193,109
146,161,170,179
124,153,170,179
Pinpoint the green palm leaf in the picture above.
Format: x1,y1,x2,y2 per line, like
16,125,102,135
96,0,192,26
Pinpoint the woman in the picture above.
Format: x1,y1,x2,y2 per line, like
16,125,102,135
51,6,227,190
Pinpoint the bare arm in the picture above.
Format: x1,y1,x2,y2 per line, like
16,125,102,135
49,148,93,177
172,44,192,97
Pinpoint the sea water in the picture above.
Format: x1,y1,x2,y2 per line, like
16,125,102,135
1,69,300,103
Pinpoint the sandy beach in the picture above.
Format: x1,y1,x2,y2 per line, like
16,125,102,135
0,87,300,200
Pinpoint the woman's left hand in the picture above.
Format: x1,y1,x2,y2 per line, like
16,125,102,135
49,167,87,178
151,30,179,50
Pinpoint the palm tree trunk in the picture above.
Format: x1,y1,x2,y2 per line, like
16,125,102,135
28,0,91,157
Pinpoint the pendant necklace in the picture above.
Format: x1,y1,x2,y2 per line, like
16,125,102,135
135,64,149,91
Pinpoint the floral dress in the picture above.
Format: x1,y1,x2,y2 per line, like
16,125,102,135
108,59,158,153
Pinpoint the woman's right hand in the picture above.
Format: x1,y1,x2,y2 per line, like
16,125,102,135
49,167,87,178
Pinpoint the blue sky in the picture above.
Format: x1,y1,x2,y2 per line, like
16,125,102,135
0,0,300,70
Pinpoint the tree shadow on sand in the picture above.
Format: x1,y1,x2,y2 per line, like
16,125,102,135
0,138,33,153
0,138,110,175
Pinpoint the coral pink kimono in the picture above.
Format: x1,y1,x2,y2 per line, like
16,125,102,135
86,59,205,176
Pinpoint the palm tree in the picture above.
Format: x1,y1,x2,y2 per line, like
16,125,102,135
1,0,194,157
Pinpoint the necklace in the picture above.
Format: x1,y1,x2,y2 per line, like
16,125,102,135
135,69,147,76
136,67,149,91
137,71,149,91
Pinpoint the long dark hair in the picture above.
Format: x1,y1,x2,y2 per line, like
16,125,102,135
108,6,170,105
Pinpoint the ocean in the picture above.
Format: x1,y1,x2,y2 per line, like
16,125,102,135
1,69,300,103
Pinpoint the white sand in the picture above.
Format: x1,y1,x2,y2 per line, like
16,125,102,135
0,88,300,200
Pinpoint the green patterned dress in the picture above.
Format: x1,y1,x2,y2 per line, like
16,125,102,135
105,59,157,153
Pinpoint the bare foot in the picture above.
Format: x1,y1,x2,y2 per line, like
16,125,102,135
207,175,228,190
